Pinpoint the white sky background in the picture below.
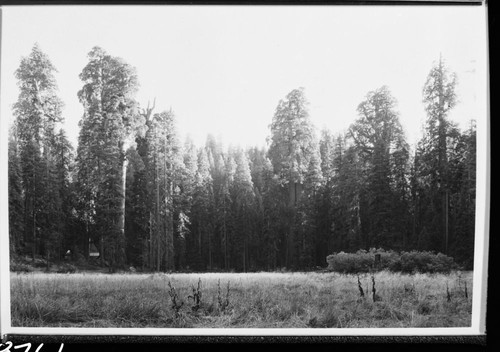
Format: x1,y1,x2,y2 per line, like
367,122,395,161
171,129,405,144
1,5,487,150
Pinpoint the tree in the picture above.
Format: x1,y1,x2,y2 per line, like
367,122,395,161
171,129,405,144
268,87,316,206
76,46,142,271
9,45,476,273
176,136,198,269
447,120,476,267
8,125,24,255
124,146,148,268
268,87,316,267
232,148,255,271
348,86,409,249
44,128,74,265
189,148,214,270
420,56,458,254
13,43,65,263
154,110,183,271
295,145,323,268
222,150,237,269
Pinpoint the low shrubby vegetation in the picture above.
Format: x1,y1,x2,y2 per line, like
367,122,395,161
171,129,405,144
326,249,458,274
11,271,472,328
10,255,104,274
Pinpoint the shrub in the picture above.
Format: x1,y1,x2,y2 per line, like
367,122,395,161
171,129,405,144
397,251,457,274
11,262,33,273
326,248,457,274
56,263,77,273
326,248,399,274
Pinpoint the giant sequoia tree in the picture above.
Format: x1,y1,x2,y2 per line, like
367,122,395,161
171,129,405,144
75,46,142,270
268,87,317,205
348,86,409,249
267,87,319,267
12,44,69,264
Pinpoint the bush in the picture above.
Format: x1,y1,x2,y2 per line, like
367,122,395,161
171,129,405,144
56,263,77,273
11,262,33,273
397,251,457,274
325,248,399,274
326,248,457,274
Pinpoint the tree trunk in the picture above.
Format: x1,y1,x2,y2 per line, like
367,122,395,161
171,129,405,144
157,233,161,272
117,154,128,268
208,228,212,270
149,211,154,270
32,196,36,262
164,153,174,271
46,250,50,272
445,190,449,254
223,209,227,270
243,240,246,273
100,235,104,267
155,148,161,272
114,140,129,269
84,221,90,259
32,163,36,262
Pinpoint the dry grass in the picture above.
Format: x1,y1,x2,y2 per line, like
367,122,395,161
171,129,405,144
10,271,472,328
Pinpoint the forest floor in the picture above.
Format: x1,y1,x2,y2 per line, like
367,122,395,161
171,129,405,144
10,270,473,328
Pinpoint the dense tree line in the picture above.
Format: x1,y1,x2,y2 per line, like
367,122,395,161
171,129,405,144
8,44,477,272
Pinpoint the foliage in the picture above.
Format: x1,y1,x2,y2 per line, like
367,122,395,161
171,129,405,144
10,263,33,273
75,46,141,271
268,87,316,185
56,263,77,274
8,46,476,273
396,251,457,274
326,249,458,274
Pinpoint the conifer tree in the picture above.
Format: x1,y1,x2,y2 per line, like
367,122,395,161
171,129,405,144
76,46,141,270
349,86,409,249
13,43,65,262
419,56,458,254
8,126,24,255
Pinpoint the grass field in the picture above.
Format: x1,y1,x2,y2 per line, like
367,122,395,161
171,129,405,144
10,271,472,328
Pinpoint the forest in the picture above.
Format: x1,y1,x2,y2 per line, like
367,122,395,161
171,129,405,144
8,44,477,273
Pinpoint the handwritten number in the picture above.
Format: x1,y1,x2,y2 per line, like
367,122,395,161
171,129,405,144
0,343,56,352
13,343,31,352
0,341,13,352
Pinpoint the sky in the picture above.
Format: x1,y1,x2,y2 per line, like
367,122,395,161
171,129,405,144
1,5,488,151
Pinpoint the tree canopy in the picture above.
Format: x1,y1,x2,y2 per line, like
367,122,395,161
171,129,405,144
9,46,477,272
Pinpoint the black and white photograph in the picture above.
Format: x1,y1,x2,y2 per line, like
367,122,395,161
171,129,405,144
0,3,489,337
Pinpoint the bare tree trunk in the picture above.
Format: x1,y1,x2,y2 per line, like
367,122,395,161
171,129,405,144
32,166,36,262
156,153,161,272
142,236,147,271
114,153,128,269
100,235,104,267
243,238,246,273
208,229,212,270
164,152,174,271
157,236,161,271
223,196,228,270
198,227,202,268
140,99,156,272
84,221,89,259
32,199,36,262
445,190,449,254
149,211,154,270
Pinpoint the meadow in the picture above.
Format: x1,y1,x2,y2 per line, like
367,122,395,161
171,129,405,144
10,271,472,328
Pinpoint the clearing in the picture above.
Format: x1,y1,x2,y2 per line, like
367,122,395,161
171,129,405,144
10,271,472,328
